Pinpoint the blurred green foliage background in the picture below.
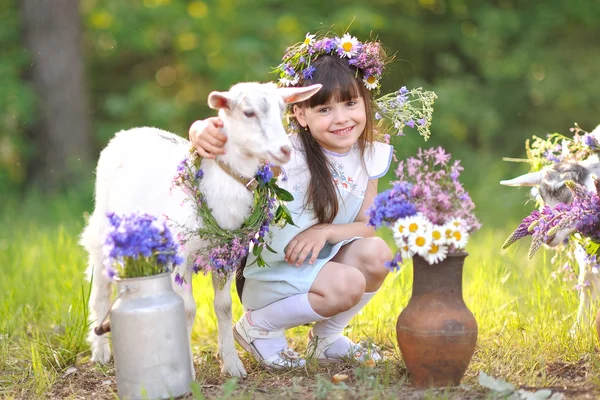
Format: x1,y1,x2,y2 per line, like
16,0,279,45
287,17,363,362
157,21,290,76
2,0,599,227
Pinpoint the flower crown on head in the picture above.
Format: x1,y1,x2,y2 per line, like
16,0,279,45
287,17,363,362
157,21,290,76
273,32,387,92
275,31,438,144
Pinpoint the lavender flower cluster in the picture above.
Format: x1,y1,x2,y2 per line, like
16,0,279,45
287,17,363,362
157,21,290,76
395,147,481,231
367,146,479,271
103,212,183,279
504,179,600,258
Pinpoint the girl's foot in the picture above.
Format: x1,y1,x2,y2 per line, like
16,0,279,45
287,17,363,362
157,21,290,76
233,312,305,369
307,329,383,364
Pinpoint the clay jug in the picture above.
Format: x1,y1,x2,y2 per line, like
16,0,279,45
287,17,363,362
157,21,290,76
396,252,477,389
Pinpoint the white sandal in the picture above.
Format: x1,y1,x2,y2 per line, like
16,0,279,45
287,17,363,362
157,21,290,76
233,313,305,369
307,329,383,364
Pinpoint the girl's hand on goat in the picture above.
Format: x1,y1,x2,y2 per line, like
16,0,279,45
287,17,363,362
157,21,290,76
189,117,227,159
284,224,330,266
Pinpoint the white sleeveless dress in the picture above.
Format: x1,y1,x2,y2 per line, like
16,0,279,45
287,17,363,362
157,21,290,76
242,135,393,310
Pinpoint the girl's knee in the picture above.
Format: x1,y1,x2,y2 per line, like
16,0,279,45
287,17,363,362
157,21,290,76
333,268,366,311
360,237,393,277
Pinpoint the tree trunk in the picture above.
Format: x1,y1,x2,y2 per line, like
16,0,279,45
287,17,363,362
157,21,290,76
20,0,92,190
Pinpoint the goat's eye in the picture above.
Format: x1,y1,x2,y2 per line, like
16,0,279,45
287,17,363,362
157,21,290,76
244,110,256,118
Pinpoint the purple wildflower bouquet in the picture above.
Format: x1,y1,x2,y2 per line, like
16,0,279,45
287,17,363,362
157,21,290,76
171,151,294,287
502,124,600,285
367,147,481,269
103,212,183,279
503,176,600,260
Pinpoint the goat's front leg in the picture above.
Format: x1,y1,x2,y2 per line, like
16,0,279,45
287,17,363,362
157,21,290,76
172,267,197,378
572,246,598,334
212,273,246,377
575,267,600,329
87,251,113,364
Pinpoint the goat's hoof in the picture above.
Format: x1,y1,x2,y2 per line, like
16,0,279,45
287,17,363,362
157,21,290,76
223,359,247,377
90,341,112,364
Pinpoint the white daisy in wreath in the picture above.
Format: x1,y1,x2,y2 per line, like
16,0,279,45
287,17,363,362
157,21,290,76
302,32,316,48
408,230,433,257
337,33,360,58
278,75,299,87
363,75,379,90
424,243,449,264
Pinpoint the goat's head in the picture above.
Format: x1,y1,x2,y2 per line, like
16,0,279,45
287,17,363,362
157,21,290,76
500,155,600,208
501,156,600,246
207,82,322,165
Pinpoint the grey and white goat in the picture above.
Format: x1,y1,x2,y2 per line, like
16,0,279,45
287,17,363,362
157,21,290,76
80,82,321,377
500,126,600,330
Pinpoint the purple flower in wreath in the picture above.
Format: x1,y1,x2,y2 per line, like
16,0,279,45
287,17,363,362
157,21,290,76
256,164,274,185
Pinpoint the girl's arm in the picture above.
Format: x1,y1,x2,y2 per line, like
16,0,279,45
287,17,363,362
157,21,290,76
285,179,379,266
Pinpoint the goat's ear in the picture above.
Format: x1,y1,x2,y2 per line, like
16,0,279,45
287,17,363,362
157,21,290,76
278,84,323,104
207,91,233,110
500,171,544,187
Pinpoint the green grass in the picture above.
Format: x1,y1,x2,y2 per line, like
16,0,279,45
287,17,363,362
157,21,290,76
1,192,599,399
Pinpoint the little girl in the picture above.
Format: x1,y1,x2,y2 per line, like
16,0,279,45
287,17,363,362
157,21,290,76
190,33,394,368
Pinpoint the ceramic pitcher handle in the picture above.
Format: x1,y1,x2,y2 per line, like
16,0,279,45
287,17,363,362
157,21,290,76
94,320,111,336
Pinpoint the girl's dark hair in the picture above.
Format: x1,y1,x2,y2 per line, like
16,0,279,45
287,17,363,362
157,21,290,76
293,55,375,224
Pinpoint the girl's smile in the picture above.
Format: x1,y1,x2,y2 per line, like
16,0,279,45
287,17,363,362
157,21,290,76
329,125,355,136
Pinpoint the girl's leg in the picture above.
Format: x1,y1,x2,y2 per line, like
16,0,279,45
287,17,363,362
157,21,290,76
310,237,392,359
236,261,367,364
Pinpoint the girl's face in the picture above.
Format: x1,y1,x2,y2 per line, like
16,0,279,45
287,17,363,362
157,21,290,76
293,95,367,154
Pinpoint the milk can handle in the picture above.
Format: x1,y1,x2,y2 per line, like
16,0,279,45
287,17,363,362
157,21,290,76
93,286,138,336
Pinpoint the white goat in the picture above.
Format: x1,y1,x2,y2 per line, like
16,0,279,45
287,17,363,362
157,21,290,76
80,82,321,377
501,126,600,331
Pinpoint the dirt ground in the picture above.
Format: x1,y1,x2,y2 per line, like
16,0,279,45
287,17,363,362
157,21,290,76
43,354,600,400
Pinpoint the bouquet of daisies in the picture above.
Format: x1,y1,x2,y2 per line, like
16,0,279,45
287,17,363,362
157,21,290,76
103,212,183,279
367,147,481,269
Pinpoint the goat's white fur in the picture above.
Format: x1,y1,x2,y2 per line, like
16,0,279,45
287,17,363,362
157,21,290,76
80,82,322,377
500,124,600,332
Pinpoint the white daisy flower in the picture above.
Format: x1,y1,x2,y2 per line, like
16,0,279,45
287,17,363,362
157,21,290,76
278,75,299,87
448,226,469,249
337,33,360,58
424,243,449,265
403,215,430,238
409,231,433,257
398,240,415,261
363,75,379,90
447,217,465,230
392,218,411,240
442,223,455,241
429,224,447,245
302,32,316,48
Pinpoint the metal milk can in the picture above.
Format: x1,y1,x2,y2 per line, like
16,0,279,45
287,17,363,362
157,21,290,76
110,273,193,399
